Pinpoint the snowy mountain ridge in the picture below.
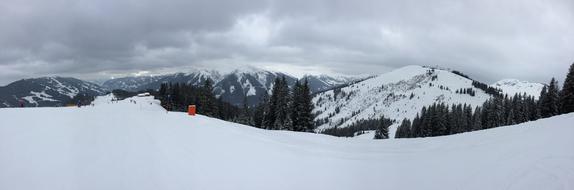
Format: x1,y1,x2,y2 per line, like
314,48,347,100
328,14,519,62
491,79,544,98
0,76,106,107
102,67,359,106
101,68,224,92
313,65,494,137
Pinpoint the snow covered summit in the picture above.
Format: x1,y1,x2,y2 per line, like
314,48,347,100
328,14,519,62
0,76,106,107
491,79,545,98
101,67,358,106
313,65,493,137
1,95,573,190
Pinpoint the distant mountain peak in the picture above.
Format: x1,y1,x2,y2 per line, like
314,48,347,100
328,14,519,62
229,65,269,74
98,66,356,106
491,79,544,98
312,65,494,137
0,77,105,107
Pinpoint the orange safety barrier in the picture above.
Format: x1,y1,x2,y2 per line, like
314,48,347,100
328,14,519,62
188,105,196,116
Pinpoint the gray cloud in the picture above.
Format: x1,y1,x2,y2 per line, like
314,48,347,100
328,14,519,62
0,0,573,85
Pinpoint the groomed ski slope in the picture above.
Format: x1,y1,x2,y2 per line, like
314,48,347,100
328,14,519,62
0,95,573,190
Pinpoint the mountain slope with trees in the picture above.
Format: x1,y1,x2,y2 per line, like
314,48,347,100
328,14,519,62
396,62,574,138
312,65,496,137
102,67,357,107
0,77,106,107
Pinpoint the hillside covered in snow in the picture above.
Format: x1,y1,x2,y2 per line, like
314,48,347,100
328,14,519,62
0,95,573,190
0,77,106,108
313,65,495,136
491,79,545,98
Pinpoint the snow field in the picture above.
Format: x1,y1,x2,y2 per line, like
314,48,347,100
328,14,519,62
0,95,573,190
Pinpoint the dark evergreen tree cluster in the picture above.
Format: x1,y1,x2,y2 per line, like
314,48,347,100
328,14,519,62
395,119,412,138
321,116,393,138
396,93,542,138
235,96,253,125
451,69,501,97
145,76,316,132
254,77,315,132
395,103,470,138
397,61,574,139
561,63,574,114
456,88,476,96
69,93,96,106
538,78,560,118
111,89,139,100
262,77,291,130
471,81,502,97
451,70,471,79
480,94,539,128
155,80,241,120
291,80,314,132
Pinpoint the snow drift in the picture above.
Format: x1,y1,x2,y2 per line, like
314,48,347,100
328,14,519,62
0,95,573,190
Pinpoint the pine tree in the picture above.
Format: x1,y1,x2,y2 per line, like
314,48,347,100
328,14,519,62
463,104,473,132
273,76,291,130
411,114,421,137
395,119,411,138
264,78,281,129
492,96,504,128
198,79,218,117
560,62,574,114
448,105,457,134
539,78,560,118
538,86,548,118
434,103,448,136
513,94,526,123
374,120,390,139
548,78,561,115
507,109,516,125
420,106,432,137
471,107,482,131
299,79,315,132
237,95,252,125
290,80,303,131
253,95,268,128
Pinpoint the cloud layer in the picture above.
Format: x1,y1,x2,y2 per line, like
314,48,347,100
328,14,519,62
1,0,573,85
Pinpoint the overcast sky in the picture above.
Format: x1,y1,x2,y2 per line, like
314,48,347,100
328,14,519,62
1,0,573,85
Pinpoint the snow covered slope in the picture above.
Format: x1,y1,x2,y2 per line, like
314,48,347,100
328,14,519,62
101,75,165,91
303,74,365,93
0,95,573,190
0,77,106,107
313,65,492,137
491,79,544,98
213,67,297,106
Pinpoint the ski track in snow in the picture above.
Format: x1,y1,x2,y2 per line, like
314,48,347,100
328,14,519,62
0,95,573,190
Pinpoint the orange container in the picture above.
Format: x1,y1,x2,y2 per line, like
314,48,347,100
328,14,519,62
188,105,196,116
